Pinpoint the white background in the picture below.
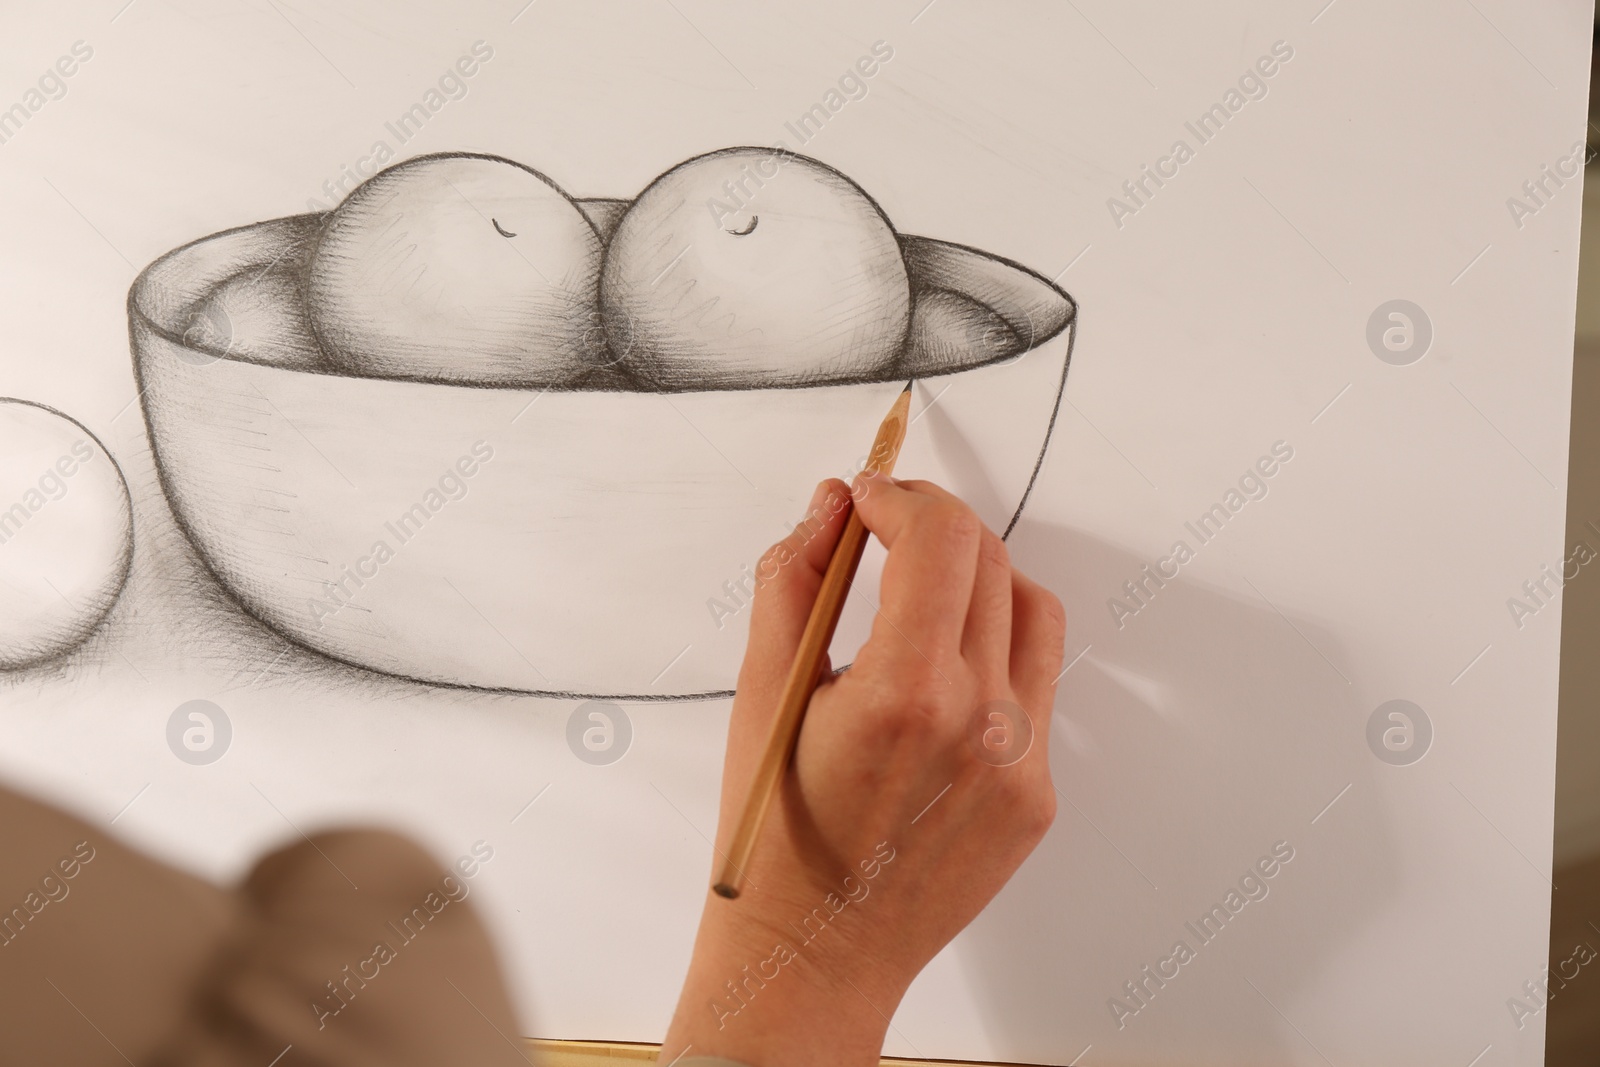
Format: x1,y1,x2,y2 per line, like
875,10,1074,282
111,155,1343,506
0,1,1590,1064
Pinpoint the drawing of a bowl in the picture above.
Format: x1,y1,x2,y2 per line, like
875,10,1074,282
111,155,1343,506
128,202,1075,698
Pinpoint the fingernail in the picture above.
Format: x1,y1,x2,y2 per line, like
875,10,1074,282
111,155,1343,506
851,470,879,497
805,479,829,513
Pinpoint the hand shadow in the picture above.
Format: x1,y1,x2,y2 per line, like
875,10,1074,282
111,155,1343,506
923,521,1400,1065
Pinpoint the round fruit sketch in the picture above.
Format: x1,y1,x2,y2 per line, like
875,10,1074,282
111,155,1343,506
295,148,931,391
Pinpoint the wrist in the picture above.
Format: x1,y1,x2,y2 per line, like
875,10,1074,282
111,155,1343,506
663,890,907,1067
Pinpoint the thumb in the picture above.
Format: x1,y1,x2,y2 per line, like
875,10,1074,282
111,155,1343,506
734,478,852,700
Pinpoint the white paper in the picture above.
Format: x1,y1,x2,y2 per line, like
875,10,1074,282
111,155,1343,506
0,2,1587,1063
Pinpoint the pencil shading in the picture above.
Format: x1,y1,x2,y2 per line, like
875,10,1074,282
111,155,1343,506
108,149,1076,698
0,399,133,671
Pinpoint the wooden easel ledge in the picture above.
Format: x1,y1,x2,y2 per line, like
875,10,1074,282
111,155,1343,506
528,1038,1040,1066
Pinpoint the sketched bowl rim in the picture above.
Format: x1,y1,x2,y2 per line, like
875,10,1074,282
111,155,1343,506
126,199,1078,396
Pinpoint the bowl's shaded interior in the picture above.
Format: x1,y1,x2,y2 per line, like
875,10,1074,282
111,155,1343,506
131,201,1075,394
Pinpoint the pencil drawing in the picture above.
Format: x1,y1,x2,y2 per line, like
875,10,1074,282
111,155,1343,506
0,398,133,671
601,147,913,391
120,148,1076,698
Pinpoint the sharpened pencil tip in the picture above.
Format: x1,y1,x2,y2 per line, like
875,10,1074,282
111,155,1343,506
712,883,740,900
902,380,914,393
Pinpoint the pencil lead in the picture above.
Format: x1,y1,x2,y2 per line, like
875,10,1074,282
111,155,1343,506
902,379,913,394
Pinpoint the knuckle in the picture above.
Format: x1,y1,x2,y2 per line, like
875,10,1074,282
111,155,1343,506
992,773,1055,840
901,659,958,705
901,695,948,733
868,676,959,742
978,530,1011,572
1021,580,1066,639
864,695,942,748
755,539,798,585
1027,783,1058,838
994,763,1031,800
1039,590,1067,635
930,503,983,551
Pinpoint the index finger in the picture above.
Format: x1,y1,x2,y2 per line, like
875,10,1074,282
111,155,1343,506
849,471,982,663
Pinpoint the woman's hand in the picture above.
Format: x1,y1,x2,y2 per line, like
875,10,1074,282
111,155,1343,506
664,472,1066,1067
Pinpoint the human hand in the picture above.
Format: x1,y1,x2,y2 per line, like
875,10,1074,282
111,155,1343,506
663,472,1067,1067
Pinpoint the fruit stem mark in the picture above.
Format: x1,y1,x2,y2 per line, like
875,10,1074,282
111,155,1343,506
726,215,758,237
492,218,517,238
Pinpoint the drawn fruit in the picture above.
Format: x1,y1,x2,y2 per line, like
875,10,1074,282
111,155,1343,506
183,266,325,371
0,400,132,669
906,290,1018,376
600,148,911,390
307,153,604,386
